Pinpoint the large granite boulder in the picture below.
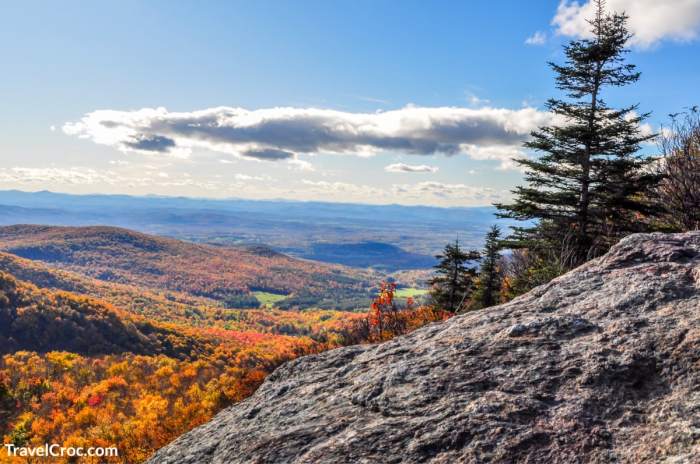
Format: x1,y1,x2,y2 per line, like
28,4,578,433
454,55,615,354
148,233,700,463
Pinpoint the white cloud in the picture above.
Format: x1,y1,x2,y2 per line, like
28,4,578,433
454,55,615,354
623,110,655,139
461,144,527,170
287,157,315,171
0,167,117,185
0,165,507,206
300,179,386,197
301,179,360,191
525,31,547,45
392,181,507,202
297,179,504,205
0,166,219,191
385,163,439,173
234,173,271,181
63,105,553,171
553,0,700,48
466,93,491,107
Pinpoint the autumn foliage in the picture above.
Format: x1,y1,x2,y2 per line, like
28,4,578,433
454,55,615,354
0,225,373,303
0,340,318,464
0,265,366,463
366,282,451,342
0,227,447,463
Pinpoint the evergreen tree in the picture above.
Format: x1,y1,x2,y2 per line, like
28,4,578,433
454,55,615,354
471,225,502,309
428,240,479,313
496,0,658,267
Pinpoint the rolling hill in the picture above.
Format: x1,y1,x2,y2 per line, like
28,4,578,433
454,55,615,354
0,225,376,308
0,250,365,340
0,222,426,462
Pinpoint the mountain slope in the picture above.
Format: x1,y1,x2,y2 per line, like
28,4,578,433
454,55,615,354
0,225,374,302
0,254,367,462
148,232,700,464
0,271,205,358
0,250,233,324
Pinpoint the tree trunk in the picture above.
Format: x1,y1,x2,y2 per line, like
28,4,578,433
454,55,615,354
578,63,603,260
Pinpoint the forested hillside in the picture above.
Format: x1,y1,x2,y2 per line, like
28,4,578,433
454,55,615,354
0,258,369,463
0,225,377,309
0,226,436,463
0,271,204,358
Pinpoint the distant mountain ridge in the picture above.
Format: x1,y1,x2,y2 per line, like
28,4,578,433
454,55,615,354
0,190,518,267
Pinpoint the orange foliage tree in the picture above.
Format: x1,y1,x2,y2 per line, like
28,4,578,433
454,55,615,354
367,281,451,342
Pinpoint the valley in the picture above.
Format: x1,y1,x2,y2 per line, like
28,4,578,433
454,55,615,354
3,0,698,461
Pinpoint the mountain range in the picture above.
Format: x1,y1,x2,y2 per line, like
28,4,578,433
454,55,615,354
0,190,518,270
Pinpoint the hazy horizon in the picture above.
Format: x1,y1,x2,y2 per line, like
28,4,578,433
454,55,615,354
0,187,501,210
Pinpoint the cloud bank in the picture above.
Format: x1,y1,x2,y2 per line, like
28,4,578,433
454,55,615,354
299,179,505,203
0,166,261,192
0,165,507,206
553,0,700,48
392,181,504,202
0,167,114,185
63,106,553,170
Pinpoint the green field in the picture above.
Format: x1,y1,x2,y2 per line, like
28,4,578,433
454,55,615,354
252,291,289,307
394,287,429,298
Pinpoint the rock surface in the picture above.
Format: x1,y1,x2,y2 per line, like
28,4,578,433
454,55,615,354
148,233,700,463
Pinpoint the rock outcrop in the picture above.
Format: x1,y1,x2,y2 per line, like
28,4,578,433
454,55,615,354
148,233,700,463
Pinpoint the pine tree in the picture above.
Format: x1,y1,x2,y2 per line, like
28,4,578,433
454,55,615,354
496,0,658,267
471,225,502,309
428,240,479,313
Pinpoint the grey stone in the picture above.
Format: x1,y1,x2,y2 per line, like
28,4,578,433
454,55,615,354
147,232,700,463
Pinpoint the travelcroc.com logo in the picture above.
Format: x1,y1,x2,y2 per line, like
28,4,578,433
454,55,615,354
4,443,119,459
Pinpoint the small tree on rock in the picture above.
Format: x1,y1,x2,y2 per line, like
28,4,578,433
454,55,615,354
471,225,503,309
428,240,479,313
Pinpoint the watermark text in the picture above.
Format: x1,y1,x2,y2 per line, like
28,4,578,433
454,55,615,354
4,443,119,458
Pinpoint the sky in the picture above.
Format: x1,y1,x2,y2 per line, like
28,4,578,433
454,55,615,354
1,0,699,207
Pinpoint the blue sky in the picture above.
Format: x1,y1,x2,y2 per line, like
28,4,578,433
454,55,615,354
1,0,699,206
